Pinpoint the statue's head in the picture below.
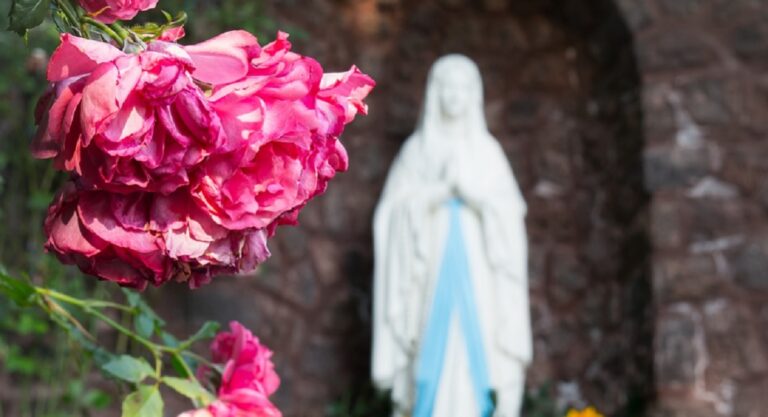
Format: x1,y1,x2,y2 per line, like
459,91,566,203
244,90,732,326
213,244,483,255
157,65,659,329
420,54,485,133
430,54,483,121
437,65,473,119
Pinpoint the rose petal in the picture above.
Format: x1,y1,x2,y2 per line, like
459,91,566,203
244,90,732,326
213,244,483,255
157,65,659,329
47,34,124,82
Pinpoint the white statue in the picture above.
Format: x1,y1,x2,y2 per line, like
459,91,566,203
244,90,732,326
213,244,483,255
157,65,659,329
372,55,532,417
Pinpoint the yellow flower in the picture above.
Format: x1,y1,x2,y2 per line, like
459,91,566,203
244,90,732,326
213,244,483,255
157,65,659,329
565,406,605,417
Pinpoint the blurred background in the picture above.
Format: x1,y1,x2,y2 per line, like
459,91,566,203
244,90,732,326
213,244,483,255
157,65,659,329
1,0,767,416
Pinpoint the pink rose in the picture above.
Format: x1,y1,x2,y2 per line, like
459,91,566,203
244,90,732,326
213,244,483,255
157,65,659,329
158,26,186,42
183,31,375,231
78,0,158,23
180,322,281,417
44,182,168,290
150,191,270,288
209,322,280,396
178,395,280,417
44,182,270,289
35,31,373,289
206,391,281,417
33,34,225,195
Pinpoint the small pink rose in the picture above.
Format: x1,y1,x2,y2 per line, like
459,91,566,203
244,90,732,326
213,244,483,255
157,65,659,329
78,0,158,23
158,26,186,42
180,322,282,417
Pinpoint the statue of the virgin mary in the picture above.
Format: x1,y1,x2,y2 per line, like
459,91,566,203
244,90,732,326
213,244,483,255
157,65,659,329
372,55,532,417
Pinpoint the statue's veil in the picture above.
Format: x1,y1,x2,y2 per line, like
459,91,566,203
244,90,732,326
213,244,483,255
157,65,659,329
417,54,488,141
412,53,526,211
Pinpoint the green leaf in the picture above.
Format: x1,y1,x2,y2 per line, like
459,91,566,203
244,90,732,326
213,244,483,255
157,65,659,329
28,190,52,211
134,312,155,339
179,321,220,349
169,353,193,378
122,385,163,417
159,330,180,348
17,313,49,335
0,272,36,306
163,377,215,404
5,346,37,375
84,389,112,409
102,355,155,383
7,0,50,36
122,288,142,308
51,314,115,366
122,289,165,328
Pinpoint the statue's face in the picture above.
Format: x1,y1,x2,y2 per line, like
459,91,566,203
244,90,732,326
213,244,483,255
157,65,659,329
438,70,472,119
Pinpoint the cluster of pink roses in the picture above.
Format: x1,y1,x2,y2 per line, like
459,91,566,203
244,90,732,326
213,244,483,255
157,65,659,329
21,0,373,415
34,22,373,289
179,321,281,417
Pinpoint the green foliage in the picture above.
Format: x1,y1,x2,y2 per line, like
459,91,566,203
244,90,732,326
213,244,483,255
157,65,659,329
163,376,216,404
0,271,36,306
122,385,164,417
168,350,195,379
81,387,113,409
7,0,49,35
179,320,220,349
102,356,156,384
123,287,166,340
523,384,563,417
0,272,223,416
133,0,294,44
0,0,280,414
130,10,187,42
326,383,392,417
135,312,156,339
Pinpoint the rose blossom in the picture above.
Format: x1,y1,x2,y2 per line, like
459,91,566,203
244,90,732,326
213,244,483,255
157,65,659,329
158,26,186,42
44,182,270,289
178,322,281,417
183,31,375,231
150,190,270,288
33,34,226,195
77,0,158,23
35,30,373,288
209,321,280,396
44,182,167,289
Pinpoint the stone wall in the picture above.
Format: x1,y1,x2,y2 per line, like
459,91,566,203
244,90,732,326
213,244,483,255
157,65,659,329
613,0,768,415
154,0,768,416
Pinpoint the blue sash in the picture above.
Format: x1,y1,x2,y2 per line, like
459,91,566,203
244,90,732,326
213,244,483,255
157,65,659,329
413,199,494,417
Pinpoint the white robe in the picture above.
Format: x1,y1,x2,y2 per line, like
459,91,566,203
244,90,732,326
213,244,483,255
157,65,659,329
372,129,532,417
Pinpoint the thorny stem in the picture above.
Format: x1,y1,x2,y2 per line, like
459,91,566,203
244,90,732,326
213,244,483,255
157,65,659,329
182,351,216,369
86,305,159,355
32,286,210,384
81,17,124,46
54,0,80,29
52,0,130,46
37,287,133,312
52,0,160,48
109,22,131,40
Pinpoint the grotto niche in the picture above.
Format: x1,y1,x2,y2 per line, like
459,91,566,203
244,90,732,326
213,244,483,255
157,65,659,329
375,1,650,415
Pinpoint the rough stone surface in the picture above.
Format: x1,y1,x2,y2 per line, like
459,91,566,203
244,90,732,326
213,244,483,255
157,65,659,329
639,1,768,416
